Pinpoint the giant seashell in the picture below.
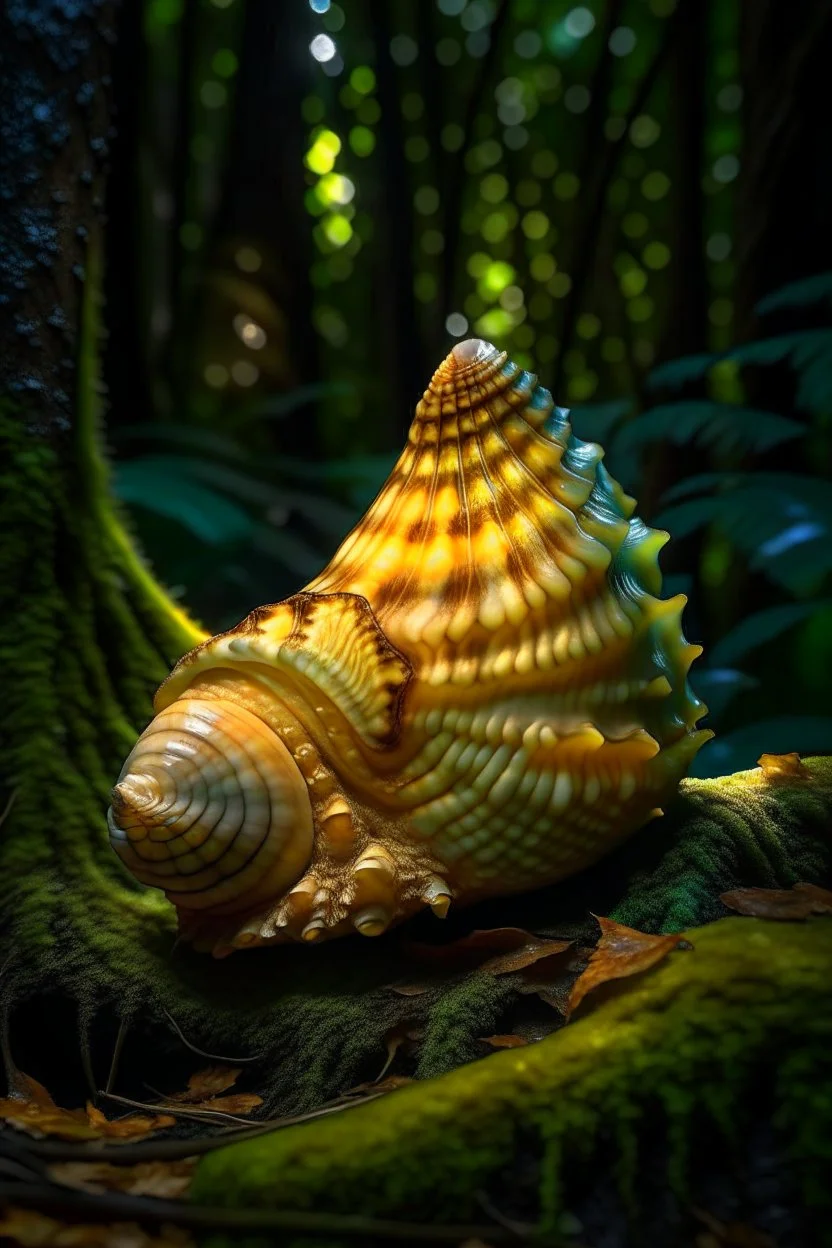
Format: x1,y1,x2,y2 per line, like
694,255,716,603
109,339,711,955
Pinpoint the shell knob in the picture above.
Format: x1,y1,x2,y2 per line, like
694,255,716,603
107,697,314,919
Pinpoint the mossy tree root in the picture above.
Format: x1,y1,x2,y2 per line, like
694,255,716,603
192,917,832,1246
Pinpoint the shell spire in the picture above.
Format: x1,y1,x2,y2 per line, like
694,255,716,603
308,338,707,761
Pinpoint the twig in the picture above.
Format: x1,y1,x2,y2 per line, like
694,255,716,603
3,1090,388,1164
161,1007,261,1063
99,1090,259,1129
105,1017,129,1095
0,790,17,829
0,1181,526,1242
476,1188,536,1237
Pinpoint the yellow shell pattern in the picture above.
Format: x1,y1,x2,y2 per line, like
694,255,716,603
109,339,711,954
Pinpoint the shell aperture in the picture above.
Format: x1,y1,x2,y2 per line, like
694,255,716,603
109,339,711,955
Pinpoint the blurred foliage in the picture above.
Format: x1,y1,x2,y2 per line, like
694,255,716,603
105,0,831,771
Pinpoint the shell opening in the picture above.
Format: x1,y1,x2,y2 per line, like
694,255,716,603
108,696,314,917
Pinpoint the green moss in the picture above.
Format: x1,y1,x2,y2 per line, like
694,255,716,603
192,918,832,1243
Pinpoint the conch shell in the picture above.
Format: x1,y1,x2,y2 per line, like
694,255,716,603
109,339,711,955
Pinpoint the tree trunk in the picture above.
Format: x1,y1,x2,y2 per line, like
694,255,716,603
0,0,201,1052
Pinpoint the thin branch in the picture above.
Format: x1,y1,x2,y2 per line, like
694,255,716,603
0,790,17,828
4,1090,388,1164
104,1017,129,1096
99,1091,259,1129
441,0,512,321
0,1182,526,1243
161,1008,261,1064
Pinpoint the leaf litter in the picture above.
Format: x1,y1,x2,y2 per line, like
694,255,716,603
721,882,832,920
567,916,691,1018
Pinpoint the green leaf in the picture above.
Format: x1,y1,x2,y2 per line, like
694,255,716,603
656,472,832,593
756,271,832,316
647,353,716,392
111,424,250,463
113,462,254,545
710,601,832,668
237,382,354,422
611,402,802,459
570,398,633,443
690,716,832,779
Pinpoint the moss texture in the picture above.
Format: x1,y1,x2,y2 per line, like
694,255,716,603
192,916,832,1246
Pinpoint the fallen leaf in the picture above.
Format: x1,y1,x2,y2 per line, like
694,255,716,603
169,1065,241,1102
389,983,429,997
567,917,690,1017
86,1104,176,1140
163,1065,262,1116
0,1208,194,1247
757,752,809,784
50,1158,196,1199
342,1073,414,1098
0,1073,174,1143
405,927,572,976
481,1034,528,1049
184,1092,263,1115
721,882,832,921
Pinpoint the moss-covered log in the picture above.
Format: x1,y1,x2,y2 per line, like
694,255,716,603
192,916,832,1247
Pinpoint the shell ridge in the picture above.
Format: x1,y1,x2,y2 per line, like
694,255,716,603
376,404,446,622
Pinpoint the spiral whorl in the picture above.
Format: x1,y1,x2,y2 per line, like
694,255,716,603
108,697,314,916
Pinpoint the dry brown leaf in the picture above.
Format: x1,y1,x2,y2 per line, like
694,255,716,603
184,1092,263,1115
162,1064,262,1116
342,1073,414,1097
481,1034,528,1049
169,1065,241,1103
757,751,809,784
0,1208,194,1247
86,1104,176,1140
721,882,832,921
50,1159,196,1199
405,927,572,977
567,916,690,1017
0,1073,174,1143
389,983,429,997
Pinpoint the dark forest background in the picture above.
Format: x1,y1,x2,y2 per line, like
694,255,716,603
101,0,832,779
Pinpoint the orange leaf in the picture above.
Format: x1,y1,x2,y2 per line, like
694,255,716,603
0,1075,97,1142
170,1065,241,1103
184,1092,263,1115
405,927,572,976
567,916,690,1017
50,1158,196,1199
86,1103,176,1140
757,752,809,784
721,882,832,920
0,1071,176,1143
343,1074,413,1098
482,1034,528,1049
